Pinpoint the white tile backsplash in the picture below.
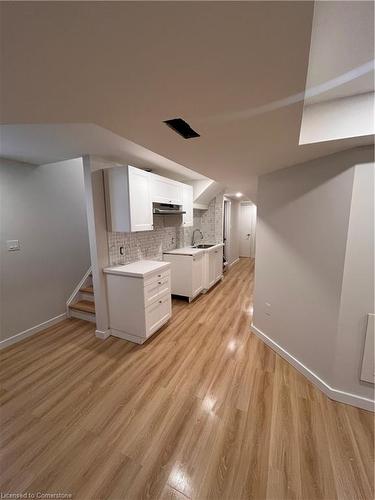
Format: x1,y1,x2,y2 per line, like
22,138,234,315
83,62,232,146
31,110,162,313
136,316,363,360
108,193,224,266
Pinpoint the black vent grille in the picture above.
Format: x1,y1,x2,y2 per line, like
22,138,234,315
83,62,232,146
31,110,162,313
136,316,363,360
163,118,200,139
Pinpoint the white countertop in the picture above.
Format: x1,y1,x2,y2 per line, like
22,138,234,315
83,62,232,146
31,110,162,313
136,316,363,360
103,260,170,278
163,243,224,256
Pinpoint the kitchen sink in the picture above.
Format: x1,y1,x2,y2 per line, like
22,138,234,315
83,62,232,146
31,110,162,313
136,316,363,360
194,244,215,249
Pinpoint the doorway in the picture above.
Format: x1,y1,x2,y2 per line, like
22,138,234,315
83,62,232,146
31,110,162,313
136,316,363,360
239,203,256,258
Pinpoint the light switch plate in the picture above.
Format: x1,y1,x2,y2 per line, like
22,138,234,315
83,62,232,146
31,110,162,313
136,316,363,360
6,240,20,251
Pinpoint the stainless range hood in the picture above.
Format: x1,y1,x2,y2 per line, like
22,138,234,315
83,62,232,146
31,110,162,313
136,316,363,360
153,203,186,215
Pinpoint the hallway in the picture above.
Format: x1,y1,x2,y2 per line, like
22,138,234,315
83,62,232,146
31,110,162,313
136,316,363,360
0,258,373,499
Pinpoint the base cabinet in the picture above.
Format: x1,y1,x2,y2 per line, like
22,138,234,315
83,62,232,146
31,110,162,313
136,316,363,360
163,253,204,302
163,245,223,301
104,262,171,344
204,246,223,290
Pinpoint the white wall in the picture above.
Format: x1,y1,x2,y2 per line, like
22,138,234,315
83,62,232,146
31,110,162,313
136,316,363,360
82,156,110,338
300,92,375,144
0,158,90,342
333,162,375,395
252,146,374,409
224,198,240,266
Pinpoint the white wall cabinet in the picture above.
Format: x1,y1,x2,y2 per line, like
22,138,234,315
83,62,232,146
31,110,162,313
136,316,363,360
150,173,183,205
104,165,153,232
182,184,193,227
104,260,171,344
105,165,193,233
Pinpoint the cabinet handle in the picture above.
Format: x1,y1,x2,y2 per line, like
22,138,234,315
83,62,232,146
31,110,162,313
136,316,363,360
159,300,162,303
158,274,161,277
158,281,161,284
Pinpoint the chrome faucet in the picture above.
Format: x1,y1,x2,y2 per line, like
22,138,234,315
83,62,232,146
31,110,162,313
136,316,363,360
191,229,203,247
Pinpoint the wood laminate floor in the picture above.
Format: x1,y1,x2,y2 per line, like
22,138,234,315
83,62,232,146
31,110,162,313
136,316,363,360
0,258,373,500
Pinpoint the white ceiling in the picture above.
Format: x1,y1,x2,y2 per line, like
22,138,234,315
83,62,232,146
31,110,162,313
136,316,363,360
0,123,209,181
305,1,374,105
0,1,373,201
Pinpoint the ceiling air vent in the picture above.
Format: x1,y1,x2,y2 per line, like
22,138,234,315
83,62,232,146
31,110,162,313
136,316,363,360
163,118,200,139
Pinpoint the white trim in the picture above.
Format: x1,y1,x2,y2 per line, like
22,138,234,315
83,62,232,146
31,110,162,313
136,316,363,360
251,324,374,412
229,258,240,268
66,266,92,316
95,329,111,340
109,328,144,344
69,309,96,323
0,313,67,350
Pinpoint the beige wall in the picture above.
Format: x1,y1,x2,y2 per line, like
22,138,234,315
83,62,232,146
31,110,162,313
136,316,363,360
252,146,374,408
0,158,90,342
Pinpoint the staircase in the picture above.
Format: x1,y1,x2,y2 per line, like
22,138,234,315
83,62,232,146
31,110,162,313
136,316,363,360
67,269,96,323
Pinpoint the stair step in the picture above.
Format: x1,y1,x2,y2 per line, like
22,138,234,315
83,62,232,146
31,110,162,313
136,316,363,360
69,300,95,314
80,285,94,294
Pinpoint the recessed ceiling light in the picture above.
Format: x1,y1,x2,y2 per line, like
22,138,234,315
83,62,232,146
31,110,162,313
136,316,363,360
235,192,243,197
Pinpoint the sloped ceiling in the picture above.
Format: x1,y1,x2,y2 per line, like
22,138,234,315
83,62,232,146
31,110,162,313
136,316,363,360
0,1,373,200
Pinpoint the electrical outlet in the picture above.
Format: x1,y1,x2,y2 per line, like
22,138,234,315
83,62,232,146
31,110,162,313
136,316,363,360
265,302,272,317
6,240,20,251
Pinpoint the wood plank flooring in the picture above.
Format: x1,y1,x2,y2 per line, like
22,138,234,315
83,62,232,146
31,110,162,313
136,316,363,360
0,258,373,499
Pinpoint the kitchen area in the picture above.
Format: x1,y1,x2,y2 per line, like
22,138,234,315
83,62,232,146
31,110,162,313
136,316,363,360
97,163,225,344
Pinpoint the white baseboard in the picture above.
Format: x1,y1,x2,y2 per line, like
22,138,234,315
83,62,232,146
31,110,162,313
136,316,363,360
0,313,67,350
109,328,144,344
251,324,374,412
229,258,240,268
95,329,111,340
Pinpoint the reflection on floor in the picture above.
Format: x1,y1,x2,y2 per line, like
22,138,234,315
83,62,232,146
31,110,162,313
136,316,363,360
0,258,373,499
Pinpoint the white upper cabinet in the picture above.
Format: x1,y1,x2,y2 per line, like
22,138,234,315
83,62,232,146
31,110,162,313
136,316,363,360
105,165,194,233
150,173,183,205
182,184,193,227
128,166,153,231
104,165,153,233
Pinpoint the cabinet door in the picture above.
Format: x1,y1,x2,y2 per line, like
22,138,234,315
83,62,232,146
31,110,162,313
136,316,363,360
182,184,193,227
208,251,216,288
150,175,182,205
159,293,172,326
145,300,162,337
192,253,204,297
128,166,153,232
214,247,223,281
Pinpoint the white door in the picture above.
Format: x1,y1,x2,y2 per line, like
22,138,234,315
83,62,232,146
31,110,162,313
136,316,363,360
239,204,257,258
192,253,204,297
182,184,193,227
128,166,153,231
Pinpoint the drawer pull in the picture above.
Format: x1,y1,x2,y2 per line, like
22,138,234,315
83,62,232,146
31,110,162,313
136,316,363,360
158,281,162,284
158,274,161,277
159,300,162,303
